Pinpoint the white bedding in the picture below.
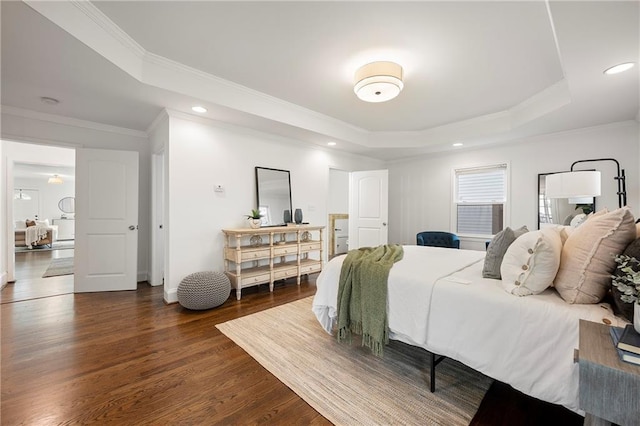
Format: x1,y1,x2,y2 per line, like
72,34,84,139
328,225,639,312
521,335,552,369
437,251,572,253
312,245,627,414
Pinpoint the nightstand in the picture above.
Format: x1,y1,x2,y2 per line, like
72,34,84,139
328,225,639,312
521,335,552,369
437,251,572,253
578,319,640,426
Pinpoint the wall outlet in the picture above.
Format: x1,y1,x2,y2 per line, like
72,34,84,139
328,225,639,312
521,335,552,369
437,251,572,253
214,184,224,192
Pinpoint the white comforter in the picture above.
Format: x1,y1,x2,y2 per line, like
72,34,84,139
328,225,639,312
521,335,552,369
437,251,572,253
312,245,627,414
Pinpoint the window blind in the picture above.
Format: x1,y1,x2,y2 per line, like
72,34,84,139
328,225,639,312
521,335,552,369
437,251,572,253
454,164,507,235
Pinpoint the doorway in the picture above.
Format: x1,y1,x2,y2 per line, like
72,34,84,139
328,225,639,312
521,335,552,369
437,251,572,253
3,142,76,302
328,169,349,259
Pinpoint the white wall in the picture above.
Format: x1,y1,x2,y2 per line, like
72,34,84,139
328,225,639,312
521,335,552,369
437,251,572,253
0,141,5,288
163,113,384,302
387,121,640,249
13,176,75,224
328,168,349,214
1,109,151,281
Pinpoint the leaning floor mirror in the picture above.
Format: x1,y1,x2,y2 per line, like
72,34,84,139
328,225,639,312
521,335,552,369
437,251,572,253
538,172,595,229
255,167,292,227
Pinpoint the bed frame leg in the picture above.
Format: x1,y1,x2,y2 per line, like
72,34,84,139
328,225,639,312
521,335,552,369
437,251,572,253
429,352,446,393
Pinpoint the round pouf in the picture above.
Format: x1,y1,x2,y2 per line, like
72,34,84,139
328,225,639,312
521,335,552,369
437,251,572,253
177,271,231,310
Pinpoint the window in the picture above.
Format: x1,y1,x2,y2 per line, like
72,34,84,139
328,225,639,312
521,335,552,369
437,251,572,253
454,164,507,236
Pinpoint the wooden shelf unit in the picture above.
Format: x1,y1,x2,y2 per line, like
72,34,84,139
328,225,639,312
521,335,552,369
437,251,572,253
222,225,324,300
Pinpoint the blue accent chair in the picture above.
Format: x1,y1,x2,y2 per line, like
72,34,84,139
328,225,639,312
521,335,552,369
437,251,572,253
416,231,460,249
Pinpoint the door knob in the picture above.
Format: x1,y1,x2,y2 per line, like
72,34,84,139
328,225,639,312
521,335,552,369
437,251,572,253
382,222,387,226
129,225,135,230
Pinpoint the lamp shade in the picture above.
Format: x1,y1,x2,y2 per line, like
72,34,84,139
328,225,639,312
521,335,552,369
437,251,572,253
354,61,403,103
545,171,601,199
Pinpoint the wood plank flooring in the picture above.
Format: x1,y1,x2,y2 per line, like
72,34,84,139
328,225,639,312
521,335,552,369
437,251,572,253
2,251,583,425
2,251,329,425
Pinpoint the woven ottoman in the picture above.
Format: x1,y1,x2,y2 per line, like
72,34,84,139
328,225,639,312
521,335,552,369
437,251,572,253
177,271,231,310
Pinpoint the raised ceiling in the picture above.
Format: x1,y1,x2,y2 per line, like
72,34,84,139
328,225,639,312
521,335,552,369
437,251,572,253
1,1,638,160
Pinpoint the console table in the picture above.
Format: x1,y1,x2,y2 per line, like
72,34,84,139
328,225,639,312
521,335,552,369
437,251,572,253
222,225,324,300
578,319,640,426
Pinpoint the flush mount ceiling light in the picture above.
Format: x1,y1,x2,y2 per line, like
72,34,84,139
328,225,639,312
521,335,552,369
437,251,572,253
603,62,635,75
354,61,404,103
192,106,207,113
48,174,63,184
452,143,464,147
327,142,337,146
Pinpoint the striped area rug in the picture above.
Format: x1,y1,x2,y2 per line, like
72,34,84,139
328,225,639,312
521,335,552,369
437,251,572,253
216,297,492,425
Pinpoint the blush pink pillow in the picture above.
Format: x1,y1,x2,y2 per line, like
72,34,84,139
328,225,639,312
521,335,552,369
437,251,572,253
554,207,636,304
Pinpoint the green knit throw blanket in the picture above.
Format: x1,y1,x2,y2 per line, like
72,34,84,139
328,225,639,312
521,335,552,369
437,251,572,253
336,244,404,357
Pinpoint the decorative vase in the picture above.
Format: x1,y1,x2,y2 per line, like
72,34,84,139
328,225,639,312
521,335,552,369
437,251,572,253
634,303,640,334
294,208,303,224
249,219,261,229
283,209,291,224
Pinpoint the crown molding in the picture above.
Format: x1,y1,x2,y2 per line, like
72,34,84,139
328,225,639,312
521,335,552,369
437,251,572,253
1,105,148,138
69,0,145,60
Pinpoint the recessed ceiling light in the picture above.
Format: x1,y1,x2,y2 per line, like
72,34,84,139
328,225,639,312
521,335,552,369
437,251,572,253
40,96,60,105
327,142,337,146
192,106,207,113
603,62,635,75
452,143,464,147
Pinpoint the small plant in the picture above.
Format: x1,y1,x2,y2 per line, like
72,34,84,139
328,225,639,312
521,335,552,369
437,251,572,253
245,209,262,220
611,254,640,305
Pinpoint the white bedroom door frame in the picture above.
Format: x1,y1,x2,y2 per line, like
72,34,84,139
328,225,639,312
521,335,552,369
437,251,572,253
149,152,164,287
74,148,139,292
348,169,389,249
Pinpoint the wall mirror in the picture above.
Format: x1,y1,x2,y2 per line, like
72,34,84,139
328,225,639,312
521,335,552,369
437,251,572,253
255,167,292,227
538,173,595,229
58,196,75,214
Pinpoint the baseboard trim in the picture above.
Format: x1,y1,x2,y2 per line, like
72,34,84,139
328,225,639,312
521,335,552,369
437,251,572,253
164,287,178,304
1,271,7,290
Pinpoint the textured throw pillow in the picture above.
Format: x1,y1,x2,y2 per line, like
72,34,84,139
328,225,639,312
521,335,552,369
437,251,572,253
482,226,529,279
554,207,637,304
612,237,640,322
25,220,36,227
501,228,562,296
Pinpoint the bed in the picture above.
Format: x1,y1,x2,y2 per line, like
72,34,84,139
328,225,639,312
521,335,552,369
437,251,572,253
312,207,638,415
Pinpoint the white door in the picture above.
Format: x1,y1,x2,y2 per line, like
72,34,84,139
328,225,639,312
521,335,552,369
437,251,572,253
348,170,389,249
75,148,139,292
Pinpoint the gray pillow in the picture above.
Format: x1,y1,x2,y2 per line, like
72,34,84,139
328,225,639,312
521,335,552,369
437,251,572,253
482,226,529,279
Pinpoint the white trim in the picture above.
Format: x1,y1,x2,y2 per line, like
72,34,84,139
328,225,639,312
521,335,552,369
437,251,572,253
1,105,148,138
164,287,178,304
70,0,146,59
1,272,7,289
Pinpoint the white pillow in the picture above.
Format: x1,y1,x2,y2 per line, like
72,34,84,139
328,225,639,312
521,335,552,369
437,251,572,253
501,228,562,296
14,220,27,230
35,219,50,227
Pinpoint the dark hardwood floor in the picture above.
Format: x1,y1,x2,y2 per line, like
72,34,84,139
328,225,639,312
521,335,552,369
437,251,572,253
2,251,584,425
2,251,329,425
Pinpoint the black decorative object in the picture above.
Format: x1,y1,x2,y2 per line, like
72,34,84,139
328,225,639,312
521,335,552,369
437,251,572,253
284,209,291,223
294,208,303,224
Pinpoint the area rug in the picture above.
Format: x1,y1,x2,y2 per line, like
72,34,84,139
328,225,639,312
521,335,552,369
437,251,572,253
42,257,74,278
216,297,492,425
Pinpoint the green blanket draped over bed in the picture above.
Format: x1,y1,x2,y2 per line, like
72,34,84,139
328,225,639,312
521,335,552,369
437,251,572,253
336,244,404,357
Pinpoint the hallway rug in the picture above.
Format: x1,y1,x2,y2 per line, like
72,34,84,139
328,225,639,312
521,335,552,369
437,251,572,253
216,296,492,425
42,257,74,278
